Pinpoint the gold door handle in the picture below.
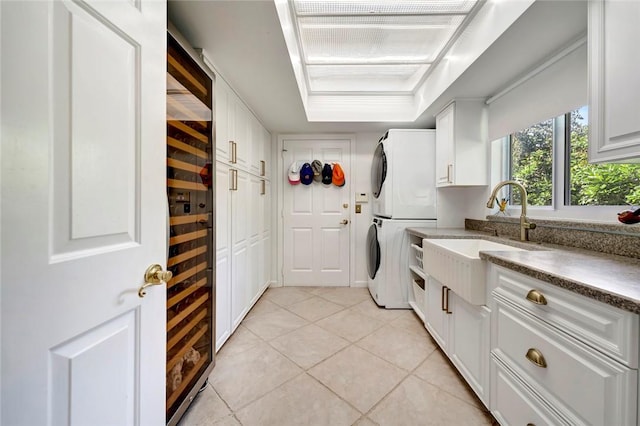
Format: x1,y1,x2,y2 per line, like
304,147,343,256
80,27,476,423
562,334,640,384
138,264,173,298
525,348,547,368
526,289,547,305
340,219,349,225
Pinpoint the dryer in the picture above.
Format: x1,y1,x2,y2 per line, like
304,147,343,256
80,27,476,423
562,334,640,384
366,217,436,308
371,129,437,219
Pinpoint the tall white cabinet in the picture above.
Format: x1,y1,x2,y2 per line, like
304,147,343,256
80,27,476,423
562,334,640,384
588,0,640,163
215,78,272,351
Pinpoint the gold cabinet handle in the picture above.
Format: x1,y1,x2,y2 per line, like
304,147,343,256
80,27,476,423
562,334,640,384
525,348,547,368
447,164,453,183
260,179,266,195
260,160,266,176
229,169,238,191
230,140,237,164
527,424,536,426
526,289,547,305
441,285,446,311
138,264,172,298
445,287,452,314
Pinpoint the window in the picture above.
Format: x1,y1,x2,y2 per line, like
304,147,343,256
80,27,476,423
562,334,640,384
501,106,640,213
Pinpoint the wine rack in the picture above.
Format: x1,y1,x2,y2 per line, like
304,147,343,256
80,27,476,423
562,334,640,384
166,33,215,425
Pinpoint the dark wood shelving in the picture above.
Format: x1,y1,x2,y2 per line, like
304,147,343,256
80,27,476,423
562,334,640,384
166,33,214,425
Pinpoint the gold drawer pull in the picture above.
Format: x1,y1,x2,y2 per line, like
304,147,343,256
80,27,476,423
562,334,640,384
526,289,547,305
527,424,536,426
525,348,547,368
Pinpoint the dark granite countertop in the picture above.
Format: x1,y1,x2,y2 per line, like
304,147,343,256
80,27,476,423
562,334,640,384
406,227,640,314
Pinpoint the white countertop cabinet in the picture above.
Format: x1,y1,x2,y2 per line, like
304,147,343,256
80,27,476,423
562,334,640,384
489,264,638,426
422,236,491,407
588,0,640,163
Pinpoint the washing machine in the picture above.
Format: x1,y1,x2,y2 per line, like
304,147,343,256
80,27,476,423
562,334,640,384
366,217,437,308
371,129,437,219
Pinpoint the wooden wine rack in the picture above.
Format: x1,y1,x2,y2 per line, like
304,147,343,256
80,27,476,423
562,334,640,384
166,33,214,425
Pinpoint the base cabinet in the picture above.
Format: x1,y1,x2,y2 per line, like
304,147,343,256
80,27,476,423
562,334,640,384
489,264,639,426
424,276,490,406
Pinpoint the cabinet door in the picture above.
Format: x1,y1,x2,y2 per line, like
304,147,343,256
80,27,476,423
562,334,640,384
231,170,249,329
435,103,455,186
215,162,232,351
262,127,272,179
215,80,230,161
448,292,490,406
589,0,640,162
425,277,448,352
232,99,250,171
249,116,263,176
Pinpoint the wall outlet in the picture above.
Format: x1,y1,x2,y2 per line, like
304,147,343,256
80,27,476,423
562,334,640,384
355,204,362,214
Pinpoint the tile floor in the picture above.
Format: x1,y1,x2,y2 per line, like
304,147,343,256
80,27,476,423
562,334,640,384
179,286,496,426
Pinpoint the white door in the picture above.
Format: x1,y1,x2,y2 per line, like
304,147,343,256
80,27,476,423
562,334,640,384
283,138,351,286
1,1,166,425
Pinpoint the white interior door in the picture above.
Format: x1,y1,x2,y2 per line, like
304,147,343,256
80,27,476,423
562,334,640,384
283,138,351,286
1,1,166,425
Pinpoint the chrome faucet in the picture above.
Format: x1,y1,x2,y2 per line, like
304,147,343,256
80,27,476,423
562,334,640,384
486,180,536,241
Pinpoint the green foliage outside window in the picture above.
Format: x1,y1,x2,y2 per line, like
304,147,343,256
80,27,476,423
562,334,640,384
508,108,640,207
510,119,553,206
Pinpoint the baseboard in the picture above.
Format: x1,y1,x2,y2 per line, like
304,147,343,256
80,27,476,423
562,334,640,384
352,280,368,288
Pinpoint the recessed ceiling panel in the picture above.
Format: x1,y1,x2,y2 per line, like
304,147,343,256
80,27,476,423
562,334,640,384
294,0,477,16
299,15,465,65
307,64,430,92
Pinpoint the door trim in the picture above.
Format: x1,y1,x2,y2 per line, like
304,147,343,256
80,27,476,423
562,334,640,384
276,133,355,287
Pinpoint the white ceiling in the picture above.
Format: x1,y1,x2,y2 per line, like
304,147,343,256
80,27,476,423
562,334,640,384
168,0,587,134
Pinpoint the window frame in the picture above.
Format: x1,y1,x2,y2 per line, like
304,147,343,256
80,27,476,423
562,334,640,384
499,109,629,222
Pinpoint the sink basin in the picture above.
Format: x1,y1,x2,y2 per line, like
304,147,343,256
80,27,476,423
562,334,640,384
422,239,526,305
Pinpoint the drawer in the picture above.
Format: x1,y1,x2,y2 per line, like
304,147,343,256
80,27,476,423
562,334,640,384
493,297,637,426
491,265,639,368
491,355,569,426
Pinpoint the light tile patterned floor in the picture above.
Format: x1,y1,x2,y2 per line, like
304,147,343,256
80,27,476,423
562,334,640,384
178,287,496,426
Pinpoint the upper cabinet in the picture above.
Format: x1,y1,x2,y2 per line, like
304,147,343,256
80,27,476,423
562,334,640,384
588,0,640,163
435,100,488,187
215,78,270,174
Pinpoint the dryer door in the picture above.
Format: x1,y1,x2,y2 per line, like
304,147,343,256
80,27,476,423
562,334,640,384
366,223,381,280
371,142,386,199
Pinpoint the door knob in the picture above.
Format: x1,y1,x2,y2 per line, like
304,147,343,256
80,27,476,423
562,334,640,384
340,219,349,225
138,264,173,298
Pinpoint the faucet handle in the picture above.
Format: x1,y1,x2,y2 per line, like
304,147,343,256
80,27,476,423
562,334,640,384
525,222,537,230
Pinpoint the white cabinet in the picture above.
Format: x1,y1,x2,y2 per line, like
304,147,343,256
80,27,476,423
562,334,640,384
489,264,639,425
215,78,253,170
215,76,272,350
424,275,490,406
435,100,487,186
215,162,232,350
589,0,640,163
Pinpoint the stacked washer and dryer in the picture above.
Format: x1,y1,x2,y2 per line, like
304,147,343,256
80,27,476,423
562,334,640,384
367,129,437,308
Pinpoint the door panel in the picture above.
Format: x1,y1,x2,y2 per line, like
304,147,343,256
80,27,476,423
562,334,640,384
1,1,166,424
283,138,351,286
